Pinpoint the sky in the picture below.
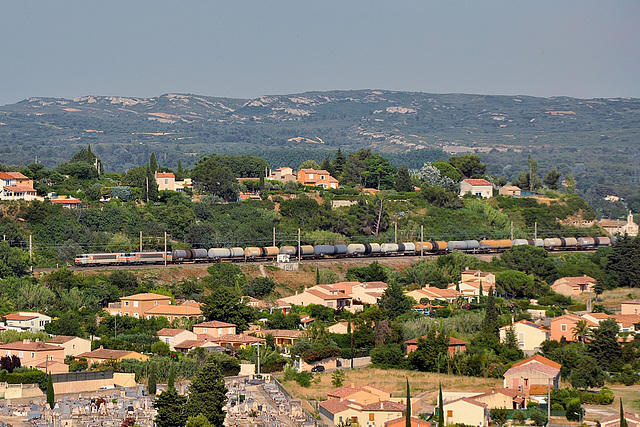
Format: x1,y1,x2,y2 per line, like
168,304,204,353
1,1,638,106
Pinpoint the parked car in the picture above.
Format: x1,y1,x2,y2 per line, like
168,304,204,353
311,365,325,373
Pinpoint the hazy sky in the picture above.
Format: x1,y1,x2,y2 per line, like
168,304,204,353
1,1,638,106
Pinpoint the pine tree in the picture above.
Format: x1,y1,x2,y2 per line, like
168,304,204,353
332,148,346,177
315,268,320,285
148,364,157,395
46,374,55,409
185,358,228,426
395,165,413,193
149,152,158,174
154,387,187,427
405,378,411,427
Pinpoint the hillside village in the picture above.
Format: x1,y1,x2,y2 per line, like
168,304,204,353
0,148,640,427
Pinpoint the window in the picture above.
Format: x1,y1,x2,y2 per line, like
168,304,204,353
165,179,169,184
561,324,567,332
133,301,138,308
133,313,139,319
339,417,343,424
19,351,23,358
154,300,158,306
369,413,374,421
447,410,453,417
165,338,170,344
524,379,529,387
31,352,35,359
5,351,9,357
124,301,129,307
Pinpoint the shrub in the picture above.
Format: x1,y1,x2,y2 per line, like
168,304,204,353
513,410,527,424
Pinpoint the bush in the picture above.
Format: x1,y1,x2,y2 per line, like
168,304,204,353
370,344,406,369
565,400,582,421
295,371,313,387
528,408,547,426
513,410,527,425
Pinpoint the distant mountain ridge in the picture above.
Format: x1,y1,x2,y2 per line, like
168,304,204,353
1,90,639,173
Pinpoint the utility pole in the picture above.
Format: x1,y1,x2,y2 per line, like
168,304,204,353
298,228,301,262
394,223,397,244
255,343,262,375
547,378,551,425
164,232,167,266
140,231,143,252
273,227,276,247
510,221,514,241
534,222,537,240
146,176,149,203
29,235,32,272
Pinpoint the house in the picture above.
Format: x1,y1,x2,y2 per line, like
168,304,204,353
36,359,69,375
193,320,237,338
279,285,353,310
327,384,392,404
3,312,51,332
45,336,91,357
328,321,351,334
472,388,527,410
551,276,596,296
156,328,197,351
459,179,493,199
550,313,598,342
248,329,303,346
319,399,363,427
197,334,265,349
582,313,640,335
0,340,65,370
359,400,406,427
155,171,192,192
499,186,521,197
406,286,466,304
621,299,640,315
405,335,468,357
297,169,339,189
268,167,297,183
442,397,489,427
0,172,42,201
600,411,640,427
599,211,639,237
503,355,561,391
460,270,496,287
499,321,550,355
48,194,82,209
107,293,202,322
77,347,149,365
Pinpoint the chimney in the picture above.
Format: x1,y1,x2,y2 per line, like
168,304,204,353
23,339,30,344
99,345,104,349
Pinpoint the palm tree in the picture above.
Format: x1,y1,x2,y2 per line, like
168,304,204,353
572,320,588,343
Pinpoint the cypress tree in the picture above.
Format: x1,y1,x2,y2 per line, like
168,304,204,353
149,152,158,174
405,378,411,427
482,286,498,336
620,399,628,427
168,364,176,389
185,359,228,426
315,268,320,285
46,374,55,409
148,364,157,395
438,382,444,427
176,160,184,181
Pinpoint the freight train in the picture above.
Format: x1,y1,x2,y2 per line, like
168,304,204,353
74,236,613,267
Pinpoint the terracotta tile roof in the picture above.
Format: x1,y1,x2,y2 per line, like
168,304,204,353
612,314,640,328
157,328,190,337
328,385,367,398
500,320,548,331
463,179,492,186
600,219,632,228
194,320,236,328
445,397,488,408
36,360,67,368
299,169,331,175
174,339,206,350
252,329,303,338
361,400,406,412
4,185,37,193
511,354,561,370
554,276,596,286
46,335,79,344
214,334,265,344
78,348,141,360
5,172,28,179
156,172,175,178
144,305,202,316
0,341,63,352
319,398,355,415
363,384,392,395
621,299,640,305
4,313,39,321
50,198,82,204
528,385,550,396
550,313,598,327
121,293,171,301
600,411,640,427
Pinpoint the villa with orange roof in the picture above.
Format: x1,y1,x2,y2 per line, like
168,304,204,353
107,292,202,322
406,286,467,304
248,329,303,347
405,335,468,357
0,172,42,201
621,299,640,315
0,339,65,371
157,328,198,351
320,384,405,427
552,276,596,296
193,320,237,337
503,355,561,392
297,168,339,189
155,171,192,192
3,312,51,332
550,313,598,342
443,397,489,427
460,179,493,199
499,320,550,355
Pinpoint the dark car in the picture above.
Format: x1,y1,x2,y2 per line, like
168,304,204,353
311,365,325,373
